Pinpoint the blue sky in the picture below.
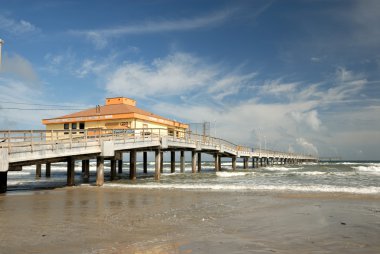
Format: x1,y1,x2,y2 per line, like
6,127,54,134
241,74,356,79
0,0,379,160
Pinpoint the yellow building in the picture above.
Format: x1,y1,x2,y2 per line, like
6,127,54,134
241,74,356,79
42,97,188,137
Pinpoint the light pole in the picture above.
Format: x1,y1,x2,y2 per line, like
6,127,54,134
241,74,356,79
0,38,4,71
213,120,216,137
264,135,267,150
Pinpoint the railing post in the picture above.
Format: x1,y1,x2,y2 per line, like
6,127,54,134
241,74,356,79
85,129,88,147
30,130,33,152
70,129,72,149
7,130,10,151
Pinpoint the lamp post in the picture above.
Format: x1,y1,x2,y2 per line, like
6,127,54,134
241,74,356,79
0,39,4,71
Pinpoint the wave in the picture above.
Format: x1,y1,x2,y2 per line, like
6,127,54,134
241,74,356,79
263,167,301,171
102,183,380,194
216,172,251,177
353,165,380,175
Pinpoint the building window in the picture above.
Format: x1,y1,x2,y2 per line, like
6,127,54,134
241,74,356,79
72,123,77,134
79,122,85,133
64,123,69,134
168,128,174,136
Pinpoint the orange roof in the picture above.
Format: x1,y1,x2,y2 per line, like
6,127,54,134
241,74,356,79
42,103,188,128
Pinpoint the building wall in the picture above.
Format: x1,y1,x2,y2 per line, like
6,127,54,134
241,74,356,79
45,117,187,139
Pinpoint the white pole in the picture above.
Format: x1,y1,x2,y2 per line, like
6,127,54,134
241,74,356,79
0,39,3,71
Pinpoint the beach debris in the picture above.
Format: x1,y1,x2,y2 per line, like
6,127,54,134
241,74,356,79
340,222,346,225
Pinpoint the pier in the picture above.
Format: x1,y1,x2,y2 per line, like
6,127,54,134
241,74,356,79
0,128,317,193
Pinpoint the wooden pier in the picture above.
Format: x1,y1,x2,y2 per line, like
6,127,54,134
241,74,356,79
0,128,317,193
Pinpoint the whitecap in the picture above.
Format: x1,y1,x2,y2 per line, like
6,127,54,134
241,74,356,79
216,172,250,177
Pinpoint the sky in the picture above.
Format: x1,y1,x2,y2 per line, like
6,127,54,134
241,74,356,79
0,0,379,160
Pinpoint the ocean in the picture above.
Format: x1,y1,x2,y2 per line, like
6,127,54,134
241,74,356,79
7,160,380,194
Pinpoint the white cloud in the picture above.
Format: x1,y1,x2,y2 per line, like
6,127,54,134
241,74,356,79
0,77,44,129
296,137,318,156
106,52,216,97
70,9,238,49
0,15,39,35
1,54,39,84
290,110,321,131
260,79,298,96
208,72,257,101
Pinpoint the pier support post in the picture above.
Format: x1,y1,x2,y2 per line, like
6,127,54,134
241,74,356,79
46,162,51,177
260,157,263,167
0,171,7,193
214,153,220,172
191,151,197,173
180,151,185,173
155,150,161,180
218,156,222,170
82,160,90,183
36,164,42,178
197,152,202,172
67,157,75,186
243,157,248,169
96,156,104,186
160,151,164,173
110,158,116,181
118,159,123,174
252,157,256,168
171,151,175,173
143,151,148,174
81,160,86,175
130,150,136,180
232,156,236,171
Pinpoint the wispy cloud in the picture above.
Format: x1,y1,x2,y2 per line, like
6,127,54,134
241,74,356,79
0,14,39,35
106,52,216,97
1,54,39,85
70,8,238,49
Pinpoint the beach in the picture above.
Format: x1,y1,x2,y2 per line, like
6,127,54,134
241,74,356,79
1,186,379,254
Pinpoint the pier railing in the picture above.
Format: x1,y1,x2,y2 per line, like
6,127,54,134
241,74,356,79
0,129,316,160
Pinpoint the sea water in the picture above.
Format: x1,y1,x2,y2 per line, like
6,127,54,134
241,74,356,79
6,161,380,194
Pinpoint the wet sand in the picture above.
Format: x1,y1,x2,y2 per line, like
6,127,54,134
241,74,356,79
0,187,379,254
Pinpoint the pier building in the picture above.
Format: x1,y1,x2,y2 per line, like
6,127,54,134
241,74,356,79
42,97,188,137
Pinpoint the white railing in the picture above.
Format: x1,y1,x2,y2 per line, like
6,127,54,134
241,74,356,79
0,129,317,160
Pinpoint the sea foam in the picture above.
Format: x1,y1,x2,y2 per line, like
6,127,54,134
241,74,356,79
103,183,380,194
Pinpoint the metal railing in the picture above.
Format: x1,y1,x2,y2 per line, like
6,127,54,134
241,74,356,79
0,129,317,160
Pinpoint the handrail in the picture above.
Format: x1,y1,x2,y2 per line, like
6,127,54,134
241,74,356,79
0,129,317,160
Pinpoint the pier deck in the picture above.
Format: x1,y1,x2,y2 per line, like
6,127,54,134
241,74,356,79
0,128,317,192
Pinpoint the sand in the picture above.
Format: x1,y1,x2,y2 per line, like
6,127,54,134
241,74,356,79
0,186,379,254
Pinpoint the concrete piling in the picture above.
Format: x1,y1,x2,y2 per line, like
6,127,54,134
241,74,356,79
232,156,236,171
243,157,248,169
171,151,175,173
191,151,197,173
129,150,136,180
214,153,219,172
46,162,51,177
118,159,123,174
36,164,42,178
110,158,116,181
160,151,164,173
0,171,7,193
197,152,202,172
143,151,148,174
83,160,90,183
155,150,161,180
67,157,75,186
96,157,104,186
180,151,185,173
